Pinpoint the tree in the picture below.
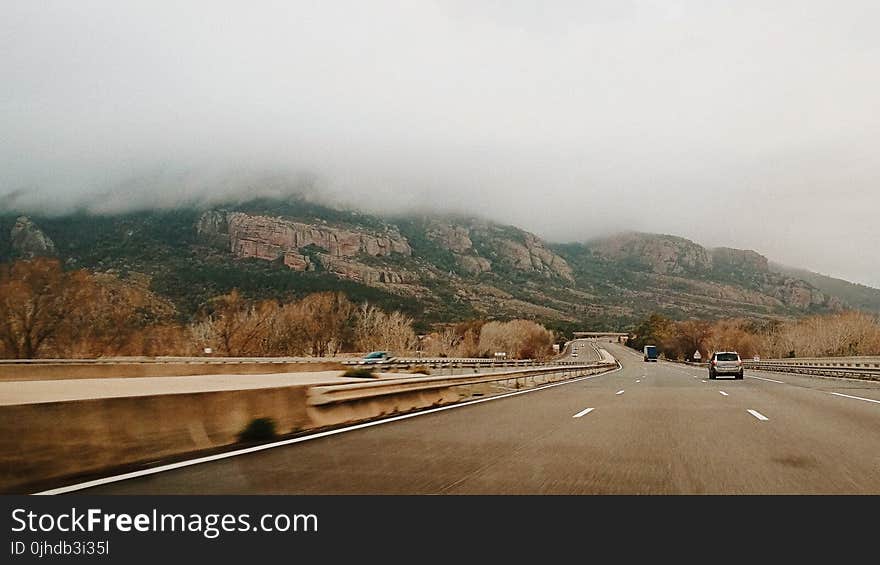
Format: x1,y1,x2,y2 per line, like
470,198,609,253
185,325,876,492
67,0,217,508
294,292,355,356
628,314,676,356
477,319,554,359
354,303,417,353
673,320,714,360
0,258,89,358
60,272,179,357
190,290,277,356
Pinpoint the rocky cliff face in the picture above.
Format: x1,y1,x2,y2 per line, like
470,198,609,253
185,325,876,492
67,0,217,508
424,221,493,275
711,247,769,272
425,222,474,254
579,232,840,312
423,219,573,280
197,210,417,285
491,232,575,281
10,216,56,257
765,277,831,309
219,211,412,259
589,232,711,275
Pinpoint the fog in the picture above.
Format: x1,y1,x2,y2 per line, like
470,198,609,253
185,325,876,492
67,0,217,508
2,1,878,286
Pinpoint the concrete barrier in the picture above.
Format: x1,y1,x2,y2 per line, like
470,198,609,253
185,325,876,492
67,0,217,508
306,364,615,428
0,385,312,493
0,361,346,382
0,355,587,382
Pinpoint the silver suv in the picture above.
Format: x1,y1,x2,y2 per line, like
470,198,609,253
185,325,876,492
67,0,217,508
708,351,744,379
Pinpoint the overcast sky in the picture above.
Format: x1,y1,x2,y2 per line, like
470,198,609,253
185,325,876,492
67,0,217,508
2,1,878,287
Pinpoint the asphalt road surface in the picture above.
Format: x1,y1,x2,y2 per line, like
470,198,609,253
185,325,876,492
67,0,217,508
557,338,601,362
75,341,880,494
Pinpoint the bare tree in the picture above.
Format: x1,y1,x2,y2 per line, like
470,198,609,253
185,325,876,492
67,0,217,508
190,290,277,356
294,292,355,356
354,302,417,353
478,319,554,359
0,259,89,358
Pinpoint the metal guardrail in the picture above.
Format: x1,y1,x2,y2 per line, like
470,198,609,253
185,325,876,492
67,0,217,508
309,360,619,406
0,346,613,373
0,356,577,367
0,356,355,365
742,356,880,381
341,357,589,369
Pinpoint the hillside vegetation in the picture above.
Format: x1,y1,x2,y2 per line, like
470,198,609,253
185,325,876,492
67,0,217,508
1,197,875,336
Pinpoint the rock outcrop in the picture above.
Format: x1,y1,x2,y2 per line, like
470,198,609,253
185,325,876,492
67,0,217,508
10,216,56,257
589,232,711,275
425,222,474,254
766,277,828,309
491,233,575,281
425,221,493,275
423,219,572,280
198,211,412,261
197,210,417,286
316,254,418,285
455,254,492,275
711,247,769,272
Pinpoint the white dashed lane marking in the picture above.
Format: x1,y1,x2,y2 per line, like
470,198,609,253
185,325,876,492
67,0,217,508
747,375,785,384
830,392,880,405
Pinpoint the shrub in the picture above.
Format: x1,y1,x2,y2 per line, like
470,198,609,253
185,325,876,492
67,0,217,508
343,368,377,378
238,417,277,443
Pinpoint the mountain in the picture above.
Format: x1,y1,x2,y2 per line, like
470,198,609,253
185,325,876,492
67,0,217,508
552,232,851,325
769,262,880,313
0,198,871,332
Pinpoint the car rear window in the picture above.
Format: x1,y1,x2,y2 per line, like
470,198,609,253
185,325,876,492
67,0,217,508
715,353,739,361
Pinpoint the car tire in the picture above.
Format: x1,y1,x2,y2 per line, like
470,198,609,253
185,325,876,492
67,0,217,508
736,371,744,380
708,371,715,379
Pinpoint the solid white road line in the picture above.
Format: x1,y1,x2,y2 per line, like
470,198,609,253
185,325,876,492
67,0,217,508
747,409,769,421
573,407,595,418
830,392,880,405
747,375,785,384
719,391,729,396
616,390,625,395
35,362,625,495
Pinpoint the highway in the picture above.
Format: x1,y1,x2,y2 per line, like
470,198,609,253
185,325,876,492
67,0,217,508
70,341,880,494
557,338,601,361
